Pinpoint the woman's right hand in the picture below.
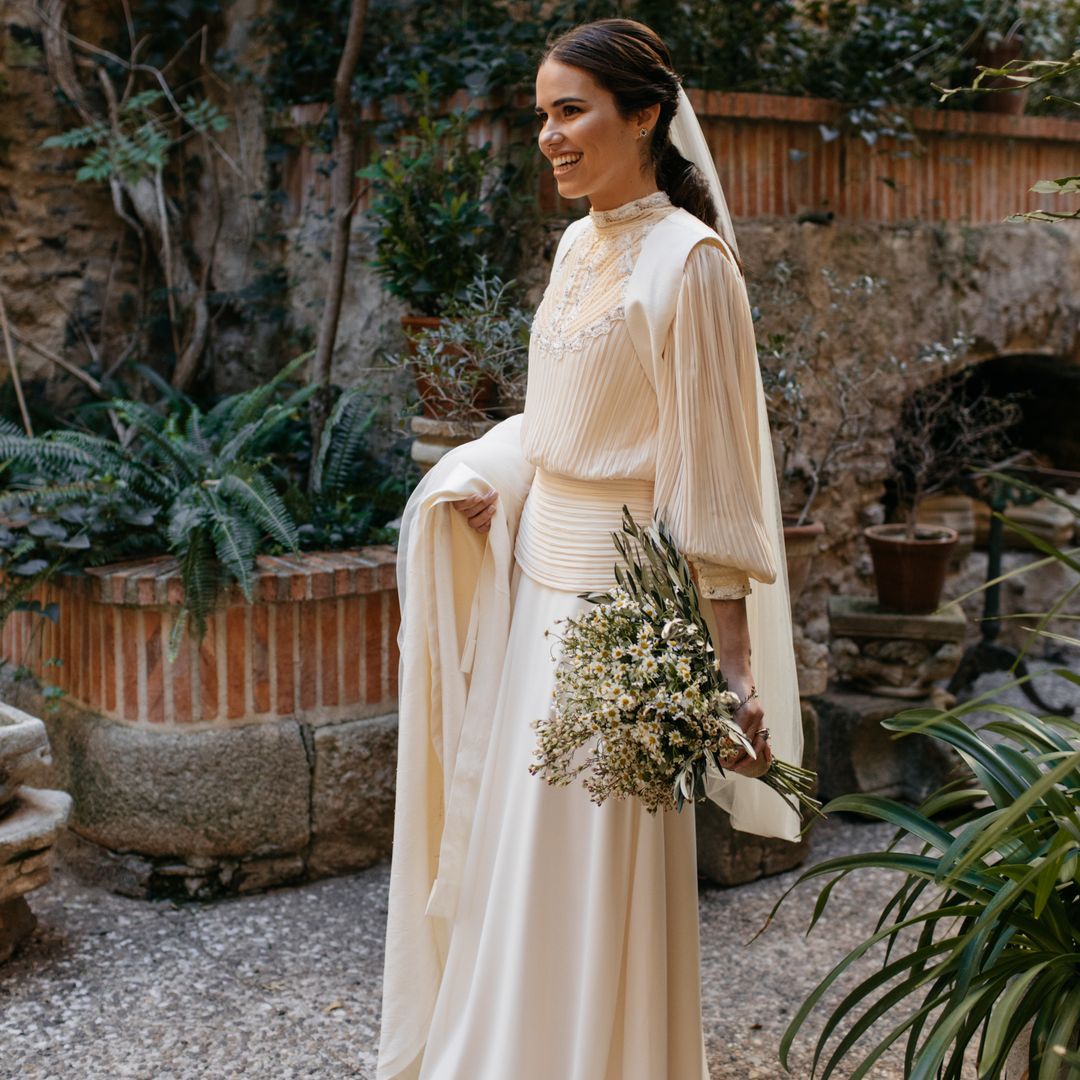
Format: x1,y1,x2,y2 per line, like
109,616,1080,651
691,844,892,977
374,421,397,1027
452,489,499,534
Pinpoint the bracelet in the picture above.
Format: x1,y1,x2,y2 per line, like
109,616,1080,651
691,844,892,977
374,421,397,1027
733,686,758,715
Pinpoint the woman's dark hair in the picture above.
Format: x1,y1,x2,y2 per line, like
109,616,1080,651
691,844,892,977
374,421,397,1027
539,18,719,234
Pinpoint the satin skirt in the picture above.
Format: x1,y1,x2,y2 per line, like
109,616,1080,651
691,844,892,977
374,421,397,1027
418,468,710,1080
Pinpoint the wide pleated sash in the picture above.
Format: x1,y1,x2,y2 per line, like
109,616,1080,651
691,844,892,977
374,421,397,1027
514,467,655,591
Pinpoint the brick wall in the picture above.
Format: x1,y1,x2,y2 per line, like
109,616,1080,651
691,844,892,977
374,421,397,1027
283,89,1080,227
679,90,1080,225
2,549,400,729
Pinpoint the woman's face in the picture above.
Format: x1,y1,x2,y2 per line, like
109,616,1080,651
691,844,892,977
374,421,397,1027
534,59,660,211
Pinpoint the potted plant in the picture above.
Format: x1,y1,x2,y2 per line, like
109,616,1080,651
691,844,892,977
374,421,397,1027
0,357,413,897
767,485,1080,1077
357,72,538,325
383,264,531,472
867,362,1021,614
756,270,916,607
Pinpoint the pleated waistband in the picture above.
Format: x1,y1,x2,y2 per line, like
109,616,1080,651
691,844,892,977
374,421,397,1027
514,468,655,591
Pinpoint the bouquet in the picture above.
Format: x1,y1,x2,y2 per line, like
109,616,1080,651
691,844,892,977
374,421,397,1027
529,506,821,819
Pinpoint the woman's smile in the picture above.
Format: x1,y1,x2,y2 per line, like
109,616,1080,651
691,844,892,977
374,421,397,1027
552,152,583,175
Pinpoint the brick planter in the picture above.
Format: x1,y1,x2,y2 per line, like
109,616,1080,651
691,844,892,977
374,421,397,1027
0,549,402,899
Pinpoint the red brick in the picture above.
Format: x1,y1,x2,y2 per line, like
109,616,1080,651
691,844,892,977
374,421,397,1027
103,608,117,714
57,591,68,692
320,599,339,707
137,576,156,606
252,604,270,715
275,603,295,716
226,605,247,720
199,615,219,722
342,597,361,705
166,575,185,606
311,568,334,601
171,617,192,724
79,587,91,703
364,593,383,704
299,602,318,710
259,571,279,604
144,610,164,723
334,566,354,596
121,607,139,722
88,601,101,709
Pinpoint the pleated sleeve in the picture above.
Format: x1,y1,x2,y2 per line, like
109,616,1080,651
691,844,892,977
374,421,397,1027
653,239,778,599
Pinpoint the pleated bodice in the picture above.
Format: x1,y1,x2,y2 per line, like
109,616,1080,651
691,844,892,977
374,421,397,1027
517,188,777,600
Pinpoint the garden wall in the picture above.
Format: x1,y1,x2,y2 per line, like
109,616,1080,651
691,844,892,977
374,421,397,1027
2,550,401,898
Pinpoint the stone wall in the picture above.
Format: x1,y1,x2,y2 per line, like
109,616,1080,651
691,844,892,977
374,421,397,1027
0,0,284,399
1,550,401,899
733,218,1080,656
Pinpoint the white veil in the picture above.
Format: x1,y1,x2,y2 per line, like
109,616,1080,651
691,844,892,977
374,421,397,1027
668,84,804,841
669,85,740,262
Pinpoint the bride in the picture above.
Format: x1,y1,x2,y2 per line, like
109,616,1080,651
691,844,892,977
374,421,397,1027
376,17,801,1080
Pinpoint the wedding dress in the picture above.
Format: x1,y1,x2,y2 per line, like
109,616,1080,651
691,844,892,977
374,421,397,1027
377,188,797,1080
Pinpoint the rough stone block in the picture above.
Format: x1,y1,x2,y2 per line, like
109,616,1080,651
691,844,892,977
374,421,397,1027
0,896,36,963
45,712,311,859
829,595,967,642
55,829,156,899
829,596,967,697
0,703,52,808
696,702,818,887
0,787,72,871
308,713,398,878
814,688,959,804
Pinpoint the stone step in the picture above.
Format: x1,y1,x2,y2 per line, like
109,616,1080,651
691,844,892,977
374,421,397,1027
0,704,51,808
0,787,73,903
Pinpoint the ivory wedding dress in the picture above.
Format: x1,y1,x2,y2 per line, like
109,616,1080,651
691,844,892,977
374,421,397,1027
377,188,794,1080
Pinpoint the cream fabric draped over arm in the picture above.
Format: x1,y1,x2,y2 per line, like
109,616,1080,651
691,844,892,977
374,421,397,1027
653,238,778,599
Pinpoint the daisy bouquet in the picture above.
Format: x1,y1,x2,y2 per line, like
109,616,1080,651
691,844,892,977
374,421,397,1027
529,506,820,818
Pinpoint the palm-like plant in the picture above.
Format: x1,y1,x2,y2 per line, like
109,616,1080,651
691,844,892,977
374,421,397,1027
771,481,1080,1079
773,697,1080,1079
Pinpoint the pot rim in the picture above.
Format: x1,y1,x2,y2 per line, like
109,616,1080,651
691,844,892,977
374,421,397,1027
782,518,826,538
864,523,959,546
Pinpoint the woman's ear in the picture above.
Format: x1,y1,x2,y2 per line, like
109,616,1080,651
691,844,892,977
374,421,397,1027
634,102,662,132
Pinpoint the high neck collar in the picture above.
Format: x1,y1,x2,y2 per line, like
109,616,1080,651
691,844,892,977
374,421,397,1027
588,189,672,233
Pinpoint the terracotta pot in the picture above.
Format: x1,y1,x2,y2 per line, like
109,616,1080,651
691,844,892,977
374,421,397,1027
782,518,825,606
864,523,959,615
401,315,498,420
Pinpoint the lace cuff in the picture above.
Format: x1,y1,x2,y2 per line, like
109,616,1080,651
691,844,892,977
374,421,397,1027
690,559,752,600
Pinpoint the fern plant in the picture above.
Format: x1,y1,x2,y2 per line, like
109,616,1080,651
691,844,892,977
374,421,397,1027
281,384,412,551
0,351,410,652
0,354,313,646
109,352,315,645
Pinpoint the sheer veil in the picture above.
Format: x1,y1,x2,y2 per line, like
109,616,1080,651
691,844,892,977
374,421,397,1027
669,85,740,262
668,85,803,841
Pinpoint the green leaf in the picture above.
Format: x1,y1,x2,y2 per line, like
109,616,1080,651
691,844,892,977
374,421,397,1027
218,473,299,551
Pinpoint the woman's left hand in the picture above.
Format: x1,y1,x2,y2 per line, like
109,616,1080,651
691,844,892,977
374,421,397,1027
720,689,772,779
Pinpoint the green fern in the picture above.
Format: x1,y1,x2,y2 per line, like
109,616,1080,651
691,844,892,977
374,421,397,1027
218,473,299,551
313,387,379,498
0,352,400,652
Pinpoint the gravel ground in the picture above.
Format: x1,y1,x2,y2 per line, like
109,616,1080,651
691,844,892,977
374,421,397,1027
2,662,1075,1080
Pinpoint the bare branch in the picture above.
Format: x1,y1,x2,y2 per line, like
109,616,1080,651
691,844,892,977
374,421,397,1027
0,291,34,435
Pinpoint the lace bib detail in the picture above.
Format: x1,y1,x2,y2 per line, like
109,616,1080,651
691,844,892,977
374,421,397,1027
531,190,675,361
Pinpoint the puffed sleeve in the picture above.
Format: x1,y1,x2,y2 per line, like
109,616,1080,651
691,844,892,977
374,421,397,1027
653,238,778,599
